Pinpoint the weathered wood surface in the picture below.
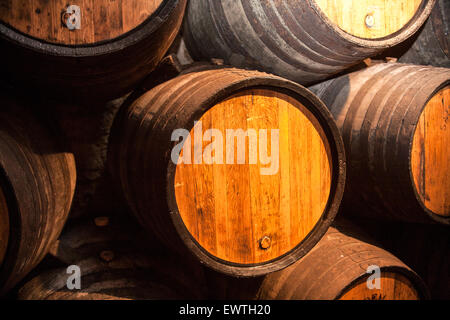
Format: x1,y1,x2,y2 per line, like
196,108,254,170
175,89,332,265
0,94,76,295
310,63,450,224
0,0,187,102
256,225,426,300
411,86,450,217
0,0,163,45
183,0,435,85
205,223,428,300
316,0,423,39
108,64,346,277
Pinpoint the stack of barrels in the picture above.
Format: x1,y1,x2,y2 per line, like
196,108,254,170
0,0,448,300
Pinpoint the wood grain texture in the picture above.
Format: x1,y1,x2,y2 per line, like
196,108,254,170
315,0,422,39
174,89,332,264
411,86,450,217
339,272,419,300
1,0,187,102
255,225,428,300
0,97,76,295
310,63,450,224
0,0,163,45
108,66,346,276
0,184,9,266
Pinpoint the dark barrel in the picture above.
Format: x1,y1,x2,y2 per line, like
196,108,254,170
17,216,208,300
205,223,429,300
256,225,429,300
108,62,346,277
0,0,187,102
310,63,450,224
183,0,435,85
399,0,450,67
0,95,76,295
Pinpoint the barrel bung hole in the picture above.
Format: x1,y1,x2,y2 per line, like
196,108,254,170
314,0,423,39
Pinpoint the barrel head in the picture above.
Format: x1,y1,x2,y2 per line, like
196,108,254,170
0,0,164,45
174,88,333,265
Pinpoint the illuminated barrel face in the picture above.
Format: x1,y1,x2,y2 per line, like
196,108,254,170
314,0,423,39
174,88,333,265
0,0,163,45
411,86,450,217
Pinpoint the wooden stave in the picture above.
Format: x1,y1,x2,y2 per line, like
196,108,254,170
108,66,347,277
183,0,435,86
0,100,76,295
399,0,450,68
17,216,208,300
0,0,187,102
255,225,429,300
310,63,450,224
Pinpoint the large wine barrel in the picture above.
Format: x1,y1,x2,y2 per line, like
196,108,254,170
0,96,76,295
0,0,187,102
17,216,207,300
183,0,435,85
310,63,450,224
255,225,429,300
108,63,346,277
399,0,450,67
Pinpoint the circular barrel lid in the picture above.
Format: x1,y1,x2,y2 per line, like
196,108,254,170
314,0,425,39
174,88,333,265
411,85,450,218
0,0,164,45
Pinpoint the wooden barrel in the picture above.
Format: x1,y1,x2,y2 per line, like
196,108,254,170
17,216,207,300
0,0,187,102
183,0,435,85
255,225,429,300
310,63,450,224
399,0,450,67
108,64,346,277
0,96,77,295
